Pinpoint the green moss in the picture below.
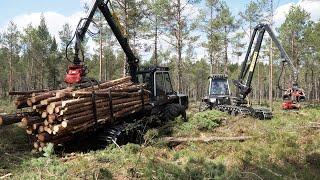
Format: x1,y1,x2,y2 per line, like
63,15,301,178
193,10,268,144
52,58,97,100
174,110,226,136
0,98,16,114
143,156,226,180
0,102,319,179
18,157,69,179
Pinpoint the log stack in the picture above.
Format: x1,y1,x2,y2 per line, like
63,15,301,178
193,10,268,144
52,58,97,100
5,76,151,152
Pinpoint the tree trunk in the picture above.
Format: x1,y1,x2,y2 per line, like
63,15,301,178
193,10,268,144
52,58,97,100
311,69,314,100
177,0,183,93
269,41,273,110
162,136,253,143
209,5,214,74
315,76,318,100
224,26,228,74
9,43,13,93
154,15,158,65
99,12,104,81
123,1,129,77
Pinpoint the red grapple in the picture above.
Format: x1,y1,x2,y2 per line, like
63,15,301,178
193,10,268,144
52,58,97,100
64,65,86,84
282,87,305,110
282,100,301,110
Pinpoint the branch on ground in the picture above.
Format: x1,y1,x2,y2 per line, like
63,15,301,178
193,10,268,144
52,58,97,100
161,136,254,143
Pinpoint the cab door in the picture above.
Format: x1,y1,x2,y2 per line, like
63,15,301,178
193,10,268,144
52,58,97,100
154,71,174,100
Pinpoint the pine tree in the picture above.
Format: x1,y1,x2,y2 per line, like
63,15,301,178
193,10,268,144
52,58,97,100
231,32,245,64
279,6,311,68
161,0,200,93
239,0,268,37
37,14,53,88
113,0,144,76
2,21,21,92
216,1,236,74
200,0,223,74
48,37,59,89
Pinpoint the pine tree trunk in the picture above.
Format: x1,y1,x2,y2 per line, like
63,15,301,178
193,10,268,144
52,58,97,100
177,0,182,93
311,69,314,100
209,6,214,74
154,16,158,66
269,0,274,109
41,59,44,89
315,76,318,100
269,42,273,110
9,44,13,92
224,26,228,74
123,2,129,77
99,17,104,81
258,63,261,104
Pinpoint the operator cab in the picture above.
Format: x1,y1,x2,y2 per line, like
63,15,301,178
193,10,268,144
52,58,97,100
136,66,188,108
208,74,231,105
209,74,231,96
137,67,175,99
200,74,231,111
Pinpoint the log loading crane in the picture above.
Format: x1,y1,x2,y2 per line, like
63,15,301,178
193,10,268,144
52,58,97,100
202,23,305,119
63,0,188,144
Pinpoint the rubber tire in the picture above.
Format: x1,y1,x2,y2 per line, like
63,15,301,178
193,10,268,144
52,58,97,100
162,104,187,122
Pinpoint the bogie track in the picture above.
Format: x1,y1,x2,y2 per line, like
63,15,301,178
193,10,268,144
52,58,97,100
216,104,272,120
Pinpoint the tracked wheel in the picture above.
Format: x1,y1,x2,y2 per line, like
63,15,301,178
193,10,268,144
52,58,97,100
199,101,210,112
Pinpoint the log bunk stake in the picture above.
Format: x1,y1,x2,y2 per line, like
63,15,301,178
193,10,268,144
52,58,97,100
5,76,151,152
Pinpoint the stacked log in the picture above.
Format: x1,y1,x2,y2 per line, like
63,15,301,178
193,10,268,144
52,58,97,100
6,76,151,152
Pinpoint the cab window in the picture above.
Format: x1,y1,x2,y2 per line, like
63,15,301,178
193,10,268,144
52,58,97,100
210,79,230,95
155,72,174,97
155,72,165,97
163,72,173,94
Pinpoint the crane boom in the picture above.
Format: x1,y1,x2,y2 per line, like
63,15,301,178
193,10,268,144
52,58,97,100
264,24,298,82
234,23,300,104
69,0,139,84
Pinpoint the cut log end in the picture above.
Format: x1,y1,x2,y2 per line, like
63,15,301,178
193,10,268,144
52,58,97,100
10,76,151,151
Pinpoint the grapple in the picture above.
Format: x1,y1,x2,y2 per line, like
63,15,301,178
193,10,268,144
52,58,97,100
64,65,87,84
282,87,306,110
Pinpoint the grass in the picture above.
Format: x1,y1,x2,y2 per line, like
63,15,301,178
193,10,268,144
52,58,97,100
0,98,16,114
0,101,320,179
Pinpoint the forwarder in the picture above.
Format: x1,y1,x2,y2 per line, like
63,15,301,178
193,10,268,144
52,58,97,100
64,0,188,144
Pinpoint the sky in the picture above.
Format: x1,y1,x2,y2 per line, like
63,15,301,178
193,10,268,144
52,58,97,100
0,0,303,29
0,0,319,62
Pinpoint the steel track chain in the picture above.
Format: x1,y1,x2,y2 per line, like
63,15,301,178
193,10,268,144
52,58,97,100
216,104,272,120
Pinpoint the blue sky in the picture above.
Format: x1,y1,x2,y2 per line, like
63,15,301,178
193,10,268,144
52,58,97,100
225,0,298,14
0,0,318,61
0,0,300,26
0,0,82,25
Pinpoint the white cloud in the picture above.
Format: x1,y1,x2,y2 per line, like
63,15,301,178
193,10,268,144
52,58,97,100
273,0,320,27
273,2,295,27
1,0,319,63
228,0,320,64
2,11,85,40
0,10,100,53
297,0,320,21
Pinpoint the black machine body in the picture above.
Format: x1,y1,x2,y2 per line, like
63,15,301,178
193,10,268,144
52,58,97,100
136,66,188,120
200,74,231,111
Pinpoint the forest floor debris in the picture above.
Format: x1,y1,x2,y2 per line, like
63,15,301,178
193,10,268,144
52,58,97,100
0,102,319,179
